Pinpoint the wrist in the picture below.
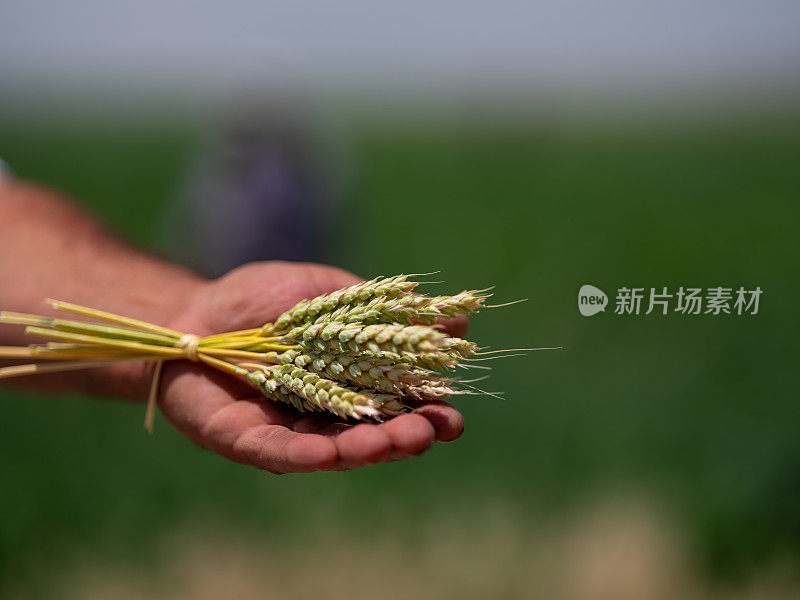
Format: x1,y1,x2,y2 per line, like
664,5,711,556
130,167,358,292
0,179,213,401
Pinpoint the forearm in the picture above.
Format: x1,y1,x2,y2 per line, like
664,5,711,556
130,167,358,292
0,179,207,398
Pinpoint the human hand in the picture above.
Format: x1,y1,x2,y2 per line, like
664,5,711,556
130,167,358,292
159,261,466,474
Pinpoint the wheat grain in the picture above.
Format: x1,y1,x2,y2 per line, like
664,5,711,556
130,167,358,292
0,273,527,425
272,275,418,330
249,364,406,420
283,322,459,356
279,349,457,399
310,289,488,326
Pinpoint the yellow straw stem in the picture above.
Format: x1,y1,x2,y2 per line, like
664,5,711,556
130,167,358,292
2,311,178,346
42,343,140,352
32,350,147,360
33,343,148,359
200,337,271,350
24,327,185,357
0,311,48,326
0,358,144,380
45,299,184,338
202,328,262,340
198,354,249,377
236,362,273,372
201,348,275,361
144,360,163,434
247,343,300,352
0,346,39,359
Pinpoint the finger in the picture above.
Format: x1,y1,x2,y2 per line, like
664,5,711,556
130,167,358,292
299,420,392,471
412,400,465,442
293,415,433,470
318,422,353,436
292,414,337,434
295,262,363,299
198,398,296,451
438,316,469,338
211,262,362,330
334,423,392,467
231,424,339,474
380,413,436,455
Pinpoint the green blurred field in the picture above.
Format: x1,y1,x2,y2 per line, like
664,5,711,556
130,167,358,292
1,116,798,597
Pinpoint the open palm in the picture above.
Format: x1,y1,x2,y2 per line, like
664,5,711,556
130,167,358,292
159,262,466,474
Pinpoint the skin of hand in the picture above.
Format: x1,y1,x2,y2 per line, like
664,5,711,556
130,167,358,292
158,261,467,474
0,182,467,474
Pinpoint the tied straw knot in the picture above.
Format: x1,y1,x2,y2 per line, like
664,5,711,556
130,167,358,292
145,332,200,434
176,333,201,362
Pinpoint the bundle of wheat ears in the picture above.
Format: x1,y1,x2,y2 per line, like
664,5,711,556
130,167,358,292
0,274,537,431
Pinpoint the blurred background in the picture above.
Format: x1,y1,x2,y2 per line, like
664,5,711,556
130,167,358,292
1,2,799,598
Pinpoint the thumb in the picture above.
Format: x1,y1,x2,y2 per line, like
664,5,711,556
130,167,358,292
207,261,362,331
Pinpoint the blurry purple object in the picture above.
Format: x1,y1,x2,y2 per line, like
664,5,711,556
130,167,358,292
164,99,350,277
